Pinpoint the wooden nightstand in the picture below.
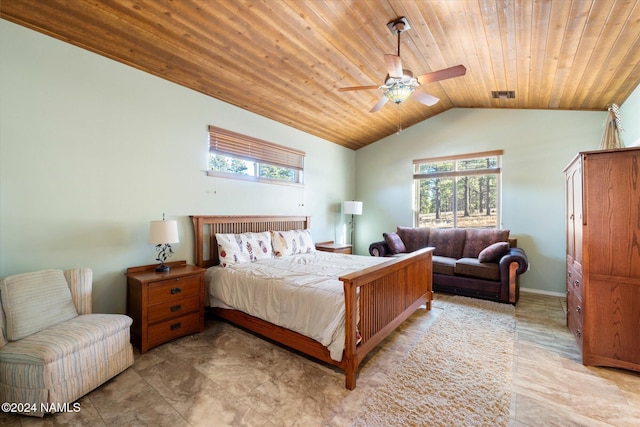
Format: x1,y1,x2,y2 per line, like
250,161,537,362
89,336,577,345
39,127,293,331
126,260,205,353
315,241,353,254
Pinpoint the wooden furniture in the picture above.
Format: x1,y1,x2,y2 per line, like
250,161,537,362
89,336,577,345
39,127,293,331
126,260,205,353
564,147,640,372
191,215,433,389
315,241,352,254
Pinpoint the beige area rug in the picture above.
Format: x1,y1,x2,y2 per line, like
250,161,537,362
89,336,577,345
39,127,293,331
353,296,516,427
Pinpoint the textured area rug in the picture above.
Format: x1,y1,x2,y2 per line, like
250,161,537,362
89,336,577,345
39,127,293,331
353,296,516,427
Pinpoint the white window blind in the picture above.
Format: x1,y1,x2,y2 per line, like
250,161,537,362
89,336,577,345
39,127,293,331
208,125,304,170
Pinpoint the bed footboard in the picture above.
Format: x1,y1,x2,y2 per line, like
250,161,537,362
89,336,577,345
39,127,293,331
340,247,433,389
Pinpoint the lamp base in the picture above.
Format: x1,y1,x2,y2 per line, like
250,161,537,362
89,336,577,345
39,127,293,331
155,263,170,273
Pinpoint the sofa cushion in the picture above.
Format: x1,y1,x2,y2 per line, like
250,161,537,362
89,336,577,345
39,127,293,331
0,270,78,341
462,229,510,258
454,258,501,281
396,227,430,252
478,241,510,263
428,228,467,258
383,232,406,254
432,256,456,276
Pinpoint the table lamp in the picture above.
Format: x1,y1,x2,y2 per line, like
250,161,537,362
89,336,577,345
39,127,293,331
148,215,179,272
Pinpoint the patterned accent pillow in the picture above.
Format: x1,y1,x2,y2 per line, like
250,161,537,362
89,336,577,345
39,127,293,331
462,229,510,258
478,241,510,263
216,231,272,267
396,227,430,252
0,269,78,341
383,232,406,254
270,229,316,256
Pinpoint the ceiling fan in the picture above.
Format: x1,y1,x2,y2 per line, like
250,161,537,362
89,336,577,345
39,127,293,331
339,17,466,113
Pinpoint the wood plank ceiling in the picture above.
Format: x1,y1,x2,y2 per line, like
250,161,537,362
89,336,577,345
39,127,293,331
2,0,640,150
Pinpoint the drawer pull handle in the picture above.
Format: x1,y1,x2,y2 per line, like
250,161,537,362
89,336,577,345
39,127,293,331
170,287,182,294
568,271,572,277
574,280,580,287
170,304,182,312
576,305,582,314
575,329,581,338
170,322,181,331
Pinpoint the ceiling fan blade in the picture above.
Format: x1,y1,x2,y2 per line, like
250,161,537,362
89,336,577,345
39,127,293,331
338,85,380,92
417,65,467,85
369,96,389,113
412,91,440,107
384,54,403,78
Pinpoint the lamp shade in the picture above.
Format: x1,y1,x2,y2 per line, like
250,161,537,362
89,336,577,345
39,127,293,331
343,201,363,216
148,220,179,244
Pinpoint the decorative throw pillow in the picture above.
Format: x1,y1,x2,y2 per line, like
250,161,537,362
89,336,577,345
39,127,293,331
270,229,316,256
478,241,510,263
383,232,406,254
0,269,78,341
216,231,272,266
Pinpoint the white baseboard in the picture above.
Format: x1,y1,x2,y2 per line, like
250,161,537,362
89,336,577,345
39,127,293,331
520,287,566,298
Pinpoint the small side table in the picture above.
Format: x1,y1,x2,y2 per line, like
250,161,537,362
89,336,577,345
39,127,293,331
126,260,205,353
315,241,353,254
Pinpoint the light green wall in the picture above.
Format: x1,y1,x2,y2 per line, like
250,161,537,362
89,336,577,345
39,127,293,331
620,83,640,147
355,108,606,295
0,20,355,314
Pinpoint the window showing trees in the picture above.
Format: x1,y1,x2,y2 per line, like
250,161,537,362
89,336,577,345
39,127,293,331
413,150,503,229
208,125,304,185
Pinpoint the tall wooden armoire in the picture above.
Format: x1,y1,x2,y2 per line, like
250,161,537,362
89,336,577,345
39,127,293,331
564,147,640,372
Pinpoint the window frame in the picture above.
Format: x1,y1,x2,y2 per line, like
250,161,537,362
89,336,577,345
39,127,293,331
412,150,503,229
207,125,305,186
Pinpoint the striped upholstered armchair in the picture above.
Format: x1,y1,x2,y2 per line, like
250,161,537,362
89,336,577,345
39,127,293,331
0,268,134,417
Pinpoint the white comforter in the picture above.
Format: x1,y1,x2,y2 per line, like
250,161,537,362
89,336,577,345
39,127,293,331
205,251,387,361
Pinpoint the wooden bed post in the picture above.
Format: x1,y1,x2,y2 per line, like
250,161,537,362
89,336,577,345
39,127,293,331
343,280,358,390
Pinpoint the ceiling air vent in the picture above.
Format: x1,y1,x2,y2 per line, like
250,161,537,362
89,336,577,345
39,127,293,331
491,90,516,99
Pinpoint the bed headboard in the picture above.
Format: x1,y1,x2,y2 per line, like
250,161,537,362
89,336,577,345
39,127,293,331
190,215,311,268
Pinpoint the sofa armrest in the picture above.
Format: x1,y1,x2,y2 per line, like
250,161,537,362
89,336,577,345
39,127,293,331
499,248,528,303
499,248,528,275
369,241,392,257
64,268,93,315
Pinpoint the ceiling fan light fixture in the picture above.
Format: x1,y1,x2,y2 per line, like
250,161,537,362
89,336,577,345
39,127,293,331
384,83,415,104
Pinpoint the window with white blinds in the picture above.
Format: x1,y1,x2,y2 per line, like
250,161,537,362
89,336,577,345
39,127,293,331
208,125,305,185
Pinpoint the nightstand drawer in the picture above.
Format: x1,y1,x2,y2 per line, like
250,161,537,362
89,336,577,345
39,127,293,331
147,312,201,349
148,275,201,305
148,295,200,324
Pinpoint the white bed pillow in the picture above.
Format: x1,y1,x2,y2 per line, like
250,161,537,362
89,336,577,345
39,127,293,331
0,269,79,341
216,231,273,267
270,229,316,256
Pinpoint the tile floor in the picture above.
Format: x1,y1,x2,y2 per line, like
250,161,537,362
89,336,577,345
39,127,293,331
1,292,639,426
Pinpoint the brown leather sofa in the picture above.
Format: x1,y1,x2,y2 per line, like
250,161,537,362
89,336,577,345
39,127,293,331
369,226,528,304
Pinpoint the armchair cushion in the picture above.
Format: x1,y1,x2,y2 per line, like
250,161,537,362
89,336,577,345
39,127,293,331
0,270,78,341
0,314,132,387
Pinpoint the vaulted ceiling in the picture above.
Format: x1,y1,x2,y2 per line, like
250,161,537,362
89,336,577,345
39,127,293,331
2,0,640,150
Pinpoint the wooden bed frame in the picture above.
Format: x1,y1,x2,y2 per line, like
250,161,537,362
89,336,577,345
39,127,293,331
190,215,433,389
